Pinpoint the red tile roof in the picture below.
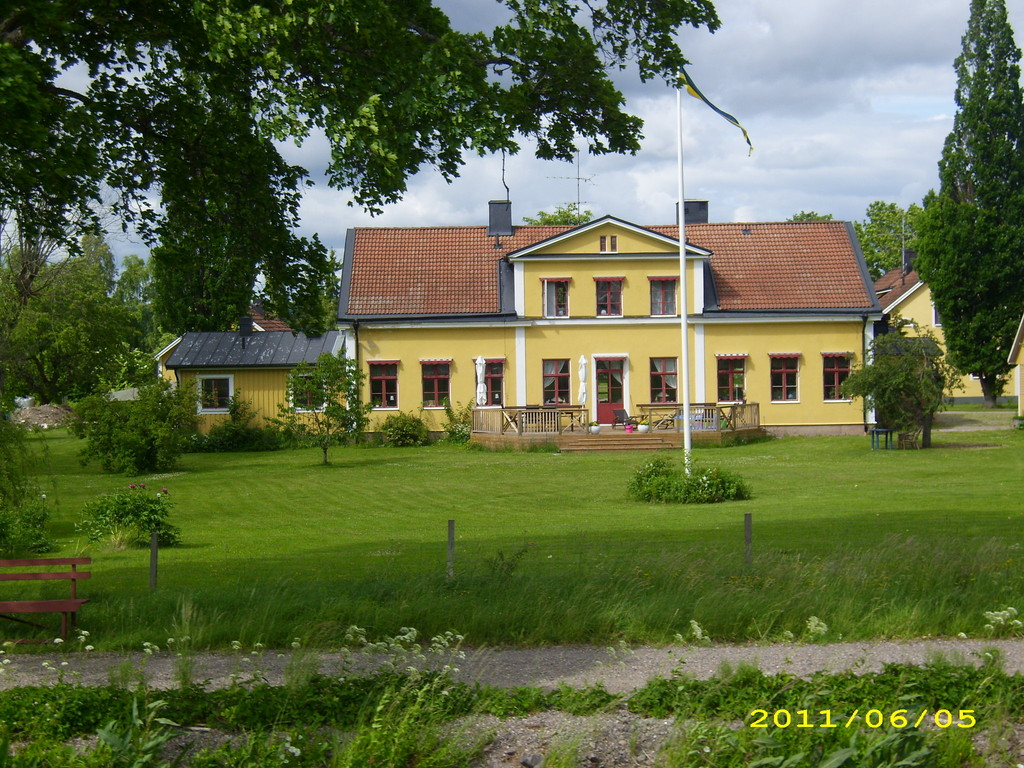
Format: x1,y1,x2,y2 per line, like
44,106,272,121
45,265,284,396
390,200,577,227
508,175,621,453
874,268,922,310
683,221,875,311
248,308,294,332
342,220,876,316
345,226,568,315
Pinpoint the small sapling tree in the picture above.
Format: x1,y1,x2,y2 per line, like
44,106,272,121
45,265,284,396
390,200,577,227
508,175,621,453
842,329,962,447
278,354,371,464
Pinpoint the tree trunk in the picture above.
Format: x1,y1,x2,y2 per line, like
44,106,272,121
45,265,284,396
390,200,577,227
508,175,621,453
921,412,932,448
321,443,329,465
979,375,998,408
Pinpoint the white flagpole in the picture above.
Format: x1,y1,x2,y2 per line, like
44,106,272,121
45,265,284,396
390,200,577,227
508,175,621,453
676,82,693,472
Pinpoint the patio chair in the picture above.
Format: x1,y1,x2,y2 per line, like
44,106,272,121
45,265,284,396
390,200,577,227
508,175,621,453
611,409,637,429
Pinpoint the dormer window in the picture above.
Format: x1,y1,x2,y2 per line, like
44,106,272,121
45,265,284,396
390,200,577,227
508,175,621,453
599,235,618,253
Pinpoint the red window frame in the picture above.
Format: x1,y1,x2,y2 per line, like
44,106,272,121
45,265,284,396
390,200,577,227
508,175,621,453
595,278,623,316
542,359,571,404
421,362,451,407
823,354,852,400
543,279,570,318
650,357,678,403
717,357,746,402
482,360,504,406
369,362,399,409
770,355,800,401
649,278,677,316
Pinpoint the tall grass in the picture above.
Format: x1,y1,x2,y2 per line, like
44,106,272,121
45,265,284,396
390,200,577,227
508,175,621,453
16,427,1024,648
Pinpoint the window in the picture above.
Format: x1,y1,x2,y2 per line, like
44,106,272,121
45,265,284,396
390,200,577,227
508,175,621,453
599,235,618,253
770,355,800,401
650,278,677,316
595,279,623,316
480,361,504,406
933,304,942,327
823,354,852,400
421,362,451,407
717,357,746,402
650,358,678,402
369,362,398,409
543,279,570,317
293,373,325,412
198,375,232,412
542,359,571,404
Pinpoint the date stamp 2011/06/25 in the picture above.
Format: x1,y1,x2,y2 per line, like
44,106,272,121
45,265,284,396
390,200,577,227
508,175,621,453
748,709,976,730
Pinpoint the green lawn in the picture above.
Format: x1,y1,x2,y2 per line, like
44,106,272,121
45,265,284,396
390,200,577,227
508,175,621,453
18,424,1024,650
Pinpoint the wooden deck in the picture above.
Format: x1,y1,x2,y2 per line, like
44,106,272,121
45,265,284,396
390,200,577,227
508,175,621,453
471,403,765,452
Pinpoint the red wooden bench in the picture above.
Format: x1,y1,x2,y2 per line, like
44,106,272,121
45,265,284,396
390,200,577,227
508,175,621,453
0,557,91,643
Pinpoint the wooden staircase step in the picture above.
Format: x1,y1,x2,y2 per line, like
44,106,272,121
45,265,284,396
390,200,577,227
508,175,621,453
559,434,675,452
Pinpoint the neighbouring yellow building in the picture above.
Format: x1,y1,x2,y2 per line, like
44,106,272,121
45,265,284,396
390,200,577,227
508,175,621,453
338,209,884,437
874,264,1019,406
1009,313,1024,419
158,325,342,433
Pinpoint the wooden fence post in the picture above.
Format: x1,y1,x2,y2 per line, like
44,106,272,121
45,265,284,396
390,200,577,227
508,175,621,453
744,513,753,566
150,532,159,591
447,519,455,580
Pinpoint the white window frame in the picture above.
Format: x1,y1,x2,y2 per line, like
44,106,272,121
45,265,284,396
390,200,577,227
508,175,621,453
291,372,325,413
197,374,234,414
542,279,570,318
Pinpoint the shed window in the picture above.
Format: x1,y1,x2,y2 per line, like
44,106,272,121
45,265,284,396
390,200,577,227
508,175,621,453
198,375,232,413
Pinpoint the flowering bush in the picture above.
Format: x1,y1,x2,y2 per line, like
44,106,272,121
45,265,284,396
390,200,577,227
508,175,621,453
627,457,751,504
77,485,181,548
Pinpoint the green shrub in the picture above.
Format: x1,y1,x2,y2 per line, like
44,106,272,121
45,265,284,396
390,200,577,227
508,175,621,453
0,419,53,555
70,381,198,474
627,456,751,504
441,400,473,444
0,497,52,556
378,411,431,447
197,396,283,453
77,485,181,548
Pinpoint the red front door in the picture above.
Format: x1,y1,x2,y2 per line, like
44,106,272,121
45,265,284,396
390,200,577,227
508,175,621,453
595,358,625,424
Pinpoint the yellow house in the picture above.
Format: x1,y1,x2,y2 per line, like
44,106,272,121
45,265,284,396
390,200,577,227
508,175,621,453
874,265,1019,405
338,212,883,437
158,328,342,432
1009,313,1024,418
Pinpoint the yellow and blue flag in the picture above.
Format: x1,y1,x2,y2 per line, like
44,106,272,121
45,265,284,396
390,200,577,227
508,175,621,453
679,65,753,155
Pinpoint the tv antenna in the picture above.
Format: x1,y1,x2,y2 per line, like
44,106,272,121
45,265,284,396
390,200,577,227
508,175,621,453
547,149,595,217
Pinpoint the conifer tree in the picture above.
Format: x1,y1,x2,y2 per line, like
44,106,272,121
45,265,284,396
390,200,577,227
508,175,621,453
915,0,1024,406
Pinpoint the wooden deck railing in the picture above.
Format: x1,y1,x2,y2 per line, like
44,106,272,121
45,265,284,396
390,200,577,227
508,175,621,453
472,406,588,435
636,402,760,432
472,403,759,435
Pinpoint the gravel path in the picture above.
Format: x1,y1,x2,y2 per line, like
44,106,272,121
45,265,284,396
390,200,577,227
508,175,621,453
3,636,1023,691
5,638,1024,767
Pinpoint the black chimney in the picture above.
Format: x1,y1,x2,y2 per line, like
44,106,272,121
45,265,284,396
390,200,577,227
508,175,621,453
488,200,513,237
902,248,917,274
238,316,254,348
676,200,709,224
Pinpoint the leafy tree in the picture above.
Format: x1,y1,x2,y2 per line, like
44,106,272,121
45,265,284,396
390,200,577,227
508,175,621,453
853,201,924,279
2,1,721,334
2,235,136,403
915,0,1024,407
788,211,833,222
70,381,198,474
523,204,595,226
276,354,371,464
842,330,962,448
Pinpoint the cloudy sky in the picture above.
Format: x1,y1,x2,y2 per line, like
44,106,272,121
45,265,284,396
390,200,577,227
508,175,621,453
110,0,1024,258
